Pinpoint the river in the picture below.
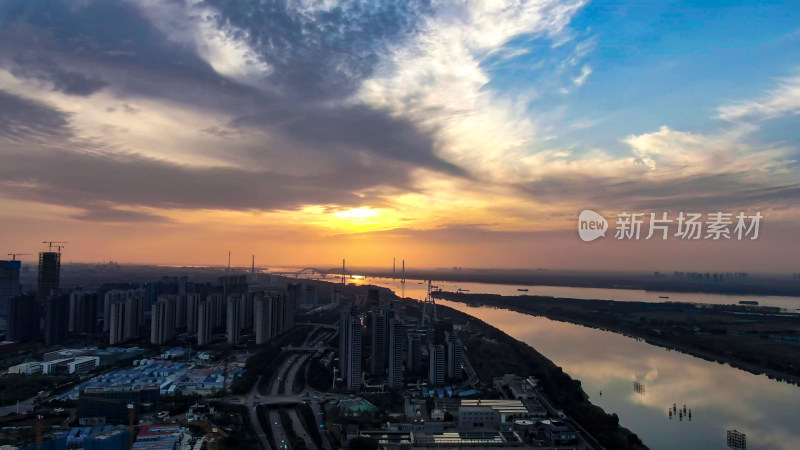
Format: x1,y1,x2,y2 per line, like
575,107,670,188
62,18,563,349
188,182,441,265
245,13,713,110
345,277,800,450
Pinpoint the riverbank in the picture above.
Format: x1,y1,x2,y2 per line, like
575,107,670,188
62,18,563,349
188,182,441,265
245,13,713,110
387,292,647,450
433,291,800,386
361,268,800,297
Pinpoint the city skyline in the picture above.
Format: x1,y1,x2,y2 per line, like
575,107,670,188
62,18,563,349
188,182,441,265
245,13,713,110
2,1,800,271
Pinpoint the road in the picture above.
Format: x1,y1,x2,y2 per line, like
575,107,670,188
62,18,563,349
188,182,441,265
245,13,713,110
0,395,37,416
238,323,340,450
269,408,290,450
288,408,317,450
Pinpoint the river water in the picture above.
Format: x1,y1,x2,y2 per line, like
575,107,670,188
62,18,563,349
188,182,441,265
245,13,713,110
344,276,800,450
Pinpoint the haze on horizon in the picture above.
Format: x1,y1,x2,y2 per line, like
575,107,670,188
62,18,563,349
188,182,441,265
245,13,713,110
1,1,799,272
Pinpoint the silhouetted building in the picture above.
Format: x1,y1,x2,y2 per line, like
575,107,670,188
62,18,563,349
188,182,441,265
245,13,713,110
253,291,293,345
339,307,363,391
7,294,38,342
185,293,202,334
445,331,463,381
0,260,21,318
428,343,446,386
388,316,406,389
220,275,248,299
370,309,388,376
175,294,187,330
69,291,99,335
406,332,423,374
368,287,380,311
226,295,244,345
37,252,61,303
287,283,302,311
150,295,176,345
44,294,70,346
303,285,318,309
106,289,145,344
196,299,213,346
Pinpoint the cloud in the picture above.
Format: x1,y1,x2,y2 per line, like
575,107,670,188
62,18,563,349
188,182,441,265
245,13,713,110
717,75,800,122
9,58,108,96
0,0,797,236
358,0,589,181
514,126,797,213
572,64,591,86
0,89,73,145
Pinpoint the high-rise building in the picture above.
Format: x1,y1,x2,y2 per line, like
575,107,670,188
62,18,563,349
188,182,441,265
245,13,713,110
330,286,342,306
196,300,213,346
44,294,69,346
339,307,362,391
428,343,446,386
105,289,145,343
69,291,98,335
445,331,463,381
370,309,388,376
207,293,225,330
241,292,255,331
37,252,61,303
0,260,22,318
367,288,380,311
7,294,39,342
303,285,318,309
388,316,406,389
254,296,272,345
274,292,296,334
175,294,187,330
108,299,125,345
287,283,302,311
185,293,202,334
150,295,176,345
253,291,293,345
226,295,243,345
220,275,248,300
406,332,423,373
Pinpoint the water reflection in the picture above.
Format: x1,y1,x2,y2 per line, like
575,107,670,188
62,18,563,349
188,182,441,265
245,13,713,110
437,300,800,450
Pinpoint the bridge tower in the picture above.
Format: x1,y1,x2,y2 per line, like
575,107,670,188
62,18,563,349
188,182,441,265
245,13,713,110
422,280,437,326
401,259,405,284
342,258,346,285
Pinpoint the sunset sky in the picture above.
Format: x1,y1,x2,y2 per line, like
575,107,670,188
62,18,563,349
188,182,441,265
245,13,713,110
1,1,799,271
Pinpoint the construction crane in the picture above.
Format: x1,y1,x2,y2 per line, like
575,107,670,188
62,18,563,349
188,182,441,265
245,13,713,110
36,415,43,450
7,253,30,261
127,404,135,450
42,241,68,252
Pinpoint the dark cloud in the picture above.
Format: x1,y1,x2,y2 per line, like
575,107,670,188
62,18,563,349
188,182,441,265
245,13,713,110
231,103,465,176
10,57,107,96
70,204,172,223
207,0,431,98
515,171,800,213
0,0,459,223
0,1,264,111
0,88,435,217
0,89,73,144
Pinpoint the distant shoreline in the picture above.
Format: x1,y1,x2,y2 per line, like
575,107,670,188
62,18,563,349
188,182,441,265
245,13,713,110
362,269,800,297
434,291,800,387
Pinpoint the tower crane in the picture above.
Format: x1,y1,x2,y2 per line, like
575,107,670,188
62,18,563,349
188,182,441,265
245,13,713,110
6,253,30,261
42,241,68,252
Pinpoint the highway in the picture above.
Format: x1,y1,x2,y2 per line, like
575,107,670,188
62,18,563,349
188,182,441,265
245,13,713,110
237,324,339,449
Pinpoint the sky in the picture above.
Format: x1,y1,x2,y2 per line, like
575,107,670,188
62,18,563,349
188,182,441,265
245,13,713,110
1,0,799,272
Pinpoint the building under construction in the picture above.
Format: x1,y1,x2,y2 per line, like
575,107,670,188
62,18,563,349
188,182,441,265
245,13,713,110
37,251,61,302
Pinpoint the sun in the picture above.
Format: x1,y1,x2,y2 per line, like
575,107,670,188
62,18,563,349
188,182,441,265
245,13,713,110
333,208,379,220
